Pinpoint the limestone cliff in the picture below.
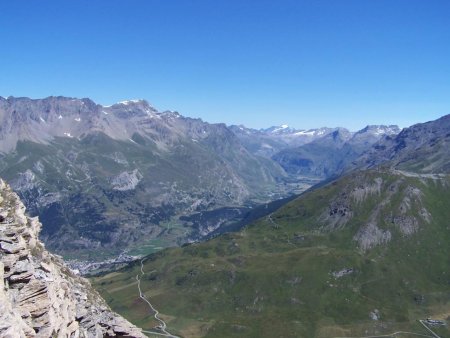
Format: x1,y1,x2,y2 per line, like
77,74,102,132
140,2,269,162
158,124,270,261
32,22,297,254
0,178,146,337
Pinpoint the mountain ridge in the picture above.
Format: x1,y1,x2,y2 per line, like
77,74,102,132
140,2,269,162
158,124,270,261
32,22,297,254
357,113,450,173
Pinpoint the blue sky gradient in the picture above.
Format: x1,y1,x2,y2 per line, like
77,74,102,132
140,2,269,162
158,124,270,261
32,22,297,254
1,0,449,130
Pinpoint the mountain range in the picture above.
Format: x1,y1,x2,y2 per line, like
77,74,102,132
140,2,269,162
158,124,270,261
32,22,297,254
0,96,285,257
0,96,400,259
1,95,448,337
357,114,450,173
273,125,400,178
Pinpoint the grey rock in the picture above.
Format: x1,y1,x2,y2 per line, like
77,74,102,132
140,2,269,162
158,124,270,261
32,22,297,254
0,179,146,337
110,169,142,191
332,268,354,278
357,114,450,173
354,222,392,251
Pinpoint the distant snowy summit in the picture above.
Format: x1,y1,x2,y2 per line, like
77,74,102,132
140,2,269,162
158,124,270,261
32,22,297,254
229,123,401,158
356,124,401,136
264,124,291,134
115,99,145,105
263,124,400,137
103,99,148,107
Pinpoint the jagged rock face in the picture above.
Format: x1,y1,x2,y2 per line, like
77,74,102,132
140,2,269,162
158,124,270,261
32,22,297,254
0,179,146,337
0,96,167,152
229,125,341,157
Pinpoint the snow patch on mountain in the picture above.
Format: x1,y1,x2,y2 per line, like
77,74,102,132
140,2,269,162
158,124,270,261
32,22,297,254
118,99,143,105
270,124,289,133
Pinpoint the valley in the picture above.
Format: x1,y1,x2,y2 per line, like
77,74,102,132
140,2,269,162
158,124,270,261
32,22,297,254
1,97,449,337
2,2,449,337
93,169,450,338
91,114,450,337
0,96,391,264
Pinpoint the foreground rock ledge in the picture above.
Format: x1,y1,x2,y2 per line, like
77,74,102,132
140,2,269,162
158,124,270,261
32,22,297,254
0,178,147,337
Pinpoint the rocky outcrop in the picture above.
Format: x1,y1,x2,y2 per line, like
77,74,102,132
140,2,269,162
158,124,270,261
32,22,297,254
111,169,143,191
0,179,147,337
353,222,392,251
316,171,437,251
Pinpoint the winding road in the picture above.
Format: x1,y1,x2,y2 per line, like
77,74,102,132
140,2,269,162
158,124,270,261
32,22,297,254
333,332,432,338
136,259,180,338
392,170,447,180
333,318,446,338
419,320,442,338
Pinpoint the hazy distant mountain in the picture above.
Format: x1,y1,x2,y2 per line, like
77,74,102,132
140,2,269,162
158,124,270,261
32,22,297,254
349,125,400,149
272,125,400,178
0,96,286,256
229,124,339,157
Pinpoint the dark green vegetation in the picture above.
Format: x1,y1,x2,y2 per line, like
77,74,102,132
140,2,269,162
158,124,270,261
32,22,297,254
93,170,450,337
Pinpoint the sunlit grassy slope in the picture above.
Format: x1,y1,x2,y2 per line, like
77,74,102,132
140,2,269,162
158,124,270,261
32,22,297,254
93,169,450,338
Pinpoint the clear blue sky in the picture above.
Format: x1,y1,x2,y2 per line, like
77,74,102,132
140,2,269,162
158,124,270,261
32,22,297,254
1,0,449,130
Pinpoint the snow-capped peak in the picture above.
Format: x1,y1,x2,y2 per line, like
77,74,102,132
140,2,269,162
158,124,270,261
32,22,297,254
118,99,143,105
294,130,316,136
103,99,145,108
270,124,289,133
359,125,400,136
